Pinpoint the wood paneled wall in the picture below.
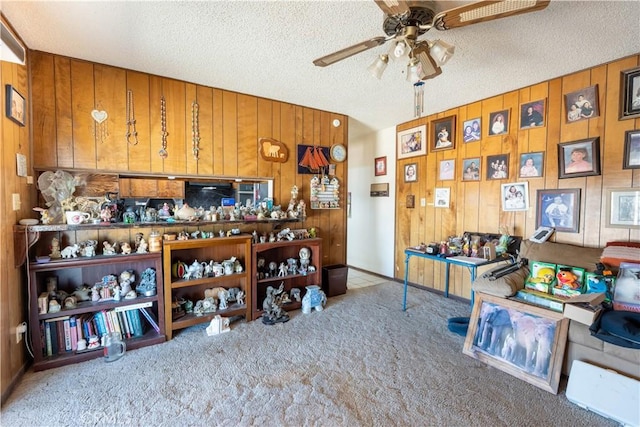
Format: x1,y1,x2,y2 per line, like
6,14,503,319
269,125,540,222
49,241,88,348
29,51,348,267
1,26,32,402
395,55,640,300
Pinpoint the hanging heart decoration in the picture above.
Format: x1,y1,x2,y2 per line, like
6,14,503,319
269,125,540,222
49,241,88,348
91,109,108,124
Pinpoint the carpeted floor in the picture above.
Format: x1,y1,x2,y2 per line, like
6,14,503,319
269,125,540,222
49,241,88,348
1,282,614,426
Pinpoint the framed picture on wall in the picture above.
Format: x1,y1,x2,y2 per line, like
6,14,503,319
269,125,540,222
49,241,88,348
536,188,581,233
5,84,26,126
488,109,509,136
519,99,546,128
439,159,455,181
462,118,481,142
462,158,481,181
558,138,601,178
519,152,544,178
431,116,456,151
434,187,450,208
620,66,640,120
564,85,599,123
486,154,509,180
404,163,418,182
398,125,427,159
605,188,640,229
463,292,569,394
375,156,387,176
623,130,640,169
501,182,529,212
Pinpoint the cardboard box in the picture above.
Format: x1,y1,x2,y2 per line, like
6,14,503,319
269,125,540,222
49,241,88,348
563,292,605,325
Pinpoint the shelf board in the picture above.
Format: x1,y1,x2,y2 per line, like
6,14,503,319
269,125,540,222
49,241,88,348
170,272,248,289
170,304,246,331
257,272,319,285
38,296,159,320
33,329,165,372
29,252,161,271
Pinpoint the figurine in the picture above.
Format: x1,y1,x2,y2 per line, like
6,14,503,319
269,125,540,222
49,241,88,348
137,267,157,296
236,290,245,305
100,207,112,223
268,261,277,277
278,262,287,277
113,285,121,301
136,238,148,254
33,207,52,225
302,285,326,314
60,244,80,259
103,241,117,255
120,242,132,255
158,202,172,217
205,315,230,336
49,300,61,313
134,233,144,251
290,288,301,302
218,290,228,310
262,283,289,325
299,247,311,269
91,286,100,302
50,237,62,259
296,200,306,219
291,185,298,201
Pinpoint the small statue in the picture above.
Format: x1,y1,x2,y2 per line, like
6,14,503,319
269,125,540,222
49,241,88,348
262,283,289,325
158,202,172,217
134,233,144,251
278,262,287,277
103,241,117,255
91,286,100,302
136,238,148,254
296,200,306,219
33,207,52,224
50,237,61,259
236,290,245,305
60,244,80,259
268,261,277,277
100,207,112,223
137,267,157,296
113,285,121,301
120,242,132,255
218,290,228,310
291,185,298,201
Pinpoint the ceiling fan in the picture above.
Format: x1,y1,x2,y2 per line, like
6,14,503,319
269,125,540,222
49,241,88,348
313,0,550,81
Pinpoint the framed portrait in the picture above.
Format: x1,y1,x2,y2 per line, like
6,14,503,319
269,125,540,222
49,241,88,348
375,156,387,176
488,109,509,136
564,85,599,123
434,187,450,208
462,157,481,181
558,137,601,179
398,125,427,159
462,118,481,142
501,182,529,212
620,66,640,120
406,195,415,209
519,99,546,129
605,188,640,229
404,163,418,183
431,116,456,151
439,159,455,181
536,188,581,233
519,152,544,178
463,292,569,394
486,154,509,180
623,130,640,169
5,84,26,126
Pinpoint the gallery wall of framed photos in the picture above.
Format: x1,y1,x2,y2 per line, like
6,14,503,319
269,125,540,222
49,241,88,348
394,54,639,300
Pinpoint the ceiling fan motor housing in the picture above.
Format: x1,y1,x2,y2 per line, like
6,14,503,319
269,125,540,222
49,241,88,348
382,5,435,37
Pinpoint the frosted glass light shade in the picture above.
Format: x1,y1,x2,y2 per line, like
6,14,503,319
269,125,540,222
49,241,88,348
368,54,389,79
429,39,455,66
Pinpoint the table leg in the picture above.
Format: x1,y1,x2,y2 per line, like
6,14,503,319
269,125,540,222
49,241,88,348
470,267,477,307
403,253,410,311
444,263,450,298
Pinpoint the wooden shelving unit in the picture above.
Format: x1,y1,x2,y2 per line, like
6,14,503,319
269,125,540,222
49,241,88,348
27,252,166,371
251,238,322,320
162,235,252,339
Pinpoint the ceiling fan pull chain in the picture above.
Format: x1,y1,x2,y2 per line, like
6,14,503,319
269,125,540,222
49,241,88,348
126,89,139,145
159,96,168,158
191,100,200,160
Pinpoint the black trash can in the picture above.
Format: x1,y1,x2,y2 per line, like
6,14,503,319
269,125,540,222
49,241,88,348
322,264,348,297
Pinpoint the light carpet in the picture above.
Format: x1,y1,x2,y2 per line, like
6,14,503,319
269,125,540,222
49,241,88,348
1,282,613,426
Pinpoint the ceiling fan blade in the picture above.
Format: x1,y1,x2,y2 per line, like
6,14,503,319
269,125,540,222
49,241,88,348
433,0,550,31
374,0,410,17
313,36,388,67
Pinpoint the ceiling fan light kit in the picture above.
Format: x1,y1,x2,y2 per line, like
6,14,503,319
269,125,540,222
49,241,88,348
314,0,550,86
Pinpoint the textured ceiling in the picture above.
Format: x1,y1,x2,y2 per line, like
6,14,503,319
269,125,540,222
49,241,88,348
3,1,640,137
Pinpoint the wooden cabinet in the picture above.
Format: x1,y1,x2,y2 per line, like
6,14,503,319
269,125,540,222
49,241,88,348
119,178,184,198
251,238,322,320
26,248,166,371
162,235,252,339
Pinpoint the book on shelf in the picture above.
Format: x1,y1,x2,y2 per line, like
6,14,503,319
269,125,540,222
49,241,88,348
63,318,72,351
118,311,131,339
45,322,52,356
69,316,78,351
139,307,160,333
56,320,65,354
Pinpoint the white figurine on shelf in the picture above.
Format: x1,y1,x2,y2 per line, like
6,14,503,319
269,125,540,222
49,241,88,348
236,290,245,305
120,242,132,255
278,262,287,277
136,238,148,254
60,244,80,259
103,241,117,255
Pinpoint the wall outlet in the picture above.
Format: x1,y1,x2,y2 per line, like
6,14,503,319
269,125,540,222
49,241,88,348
16,322,27,343
420,198,426,207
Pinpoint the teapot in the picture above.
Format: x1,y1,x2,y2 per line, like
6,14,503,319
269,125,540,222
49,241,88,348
174,203,197,220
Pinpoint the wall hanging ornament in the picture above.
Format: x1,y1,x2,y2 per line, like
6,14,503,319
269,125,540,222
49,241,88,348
191,100,200,160
159,96,168,158
414,81,424,118
91,106,109,143
126,89,139,145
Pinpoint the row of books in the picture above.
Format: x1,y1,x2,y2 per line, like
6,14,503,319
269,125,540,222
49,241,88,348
41,303,160,357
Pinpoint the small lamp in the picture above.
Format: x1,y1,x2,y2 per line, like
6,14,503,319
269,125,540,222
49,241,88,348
368,54,389,79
